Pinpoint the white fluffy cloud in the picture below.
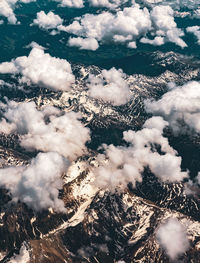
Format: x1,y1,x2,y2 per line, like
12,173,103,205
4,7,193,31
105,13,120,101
58,5,152,47
156,218,190,260
186,26,200,45
0,0,18,24
55,0,200,11
141,0,200,10
0,101,90,160
150,5,187,48
127,41,137,48
151,5,177,31
145,81,200,134
94,116,188,191
194,8,200,18
33,11,63,30
0,152,68,212
55,0,129,9
89,0,128,9
8,243,30,263
0,46,75,91
58,4,187,49
55,0,84,8
0,0,35,24
25,41,46,50
0,100,90,211
140,36,164,45
87,67,132,105
68,37,99,50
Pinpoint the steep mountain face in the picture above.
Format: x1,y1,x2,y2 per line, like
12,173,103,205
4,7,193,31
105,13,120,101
2,158,200,263
0,56,200,263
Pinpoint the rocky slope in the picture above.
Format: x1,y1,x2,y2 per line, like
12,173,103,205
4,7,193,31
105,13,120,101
0,54,200,262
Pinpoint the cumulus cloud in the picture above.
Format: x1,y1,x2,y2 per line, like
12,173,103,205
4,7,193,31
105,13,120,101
55,0,84,8
0,152,68,212
0,0,18,24
68,37,99,50
184,173,200,196
145,81,200,134
194,8,200,18
0,0,35,24
156,218,190,260
58,5,152,48
128,41,137,48
150,5,187,48
33,11,63,30
186,26,200,45
151,5,176,31
87,67,132,106
58,4,187,49
89,0,129,9
55,0,129,9
141,0,200,10
9,243,30,263
94,116,188,191
141,0,162,3
0,46,75,91
25,41,46,50
0,101,90,160
140,36,164,45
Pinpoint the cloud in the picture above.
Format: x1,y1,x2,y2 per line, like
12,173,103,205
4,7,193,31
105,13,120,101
0,46,75,91
55,0,84,8
141,0,200,10
0,0,35,24
25,41,46,50
145,81,200,134
89,0,129,9
55,0,129,9
166,27,186,48
19,0,35,2
186,26,200,45
150,5,177,31
94,116,188,191
0,101,90,160
150,5,187,48
68,37,99,50
127,41,137,48
140,36,165,45
141,0,162,3
0,152,68,212
0,0,18,24
58,5,152,47
156,217,190,260
184,172,200,196
8,243,30,263
33,11,63,30
58,4,187,49
86,67,132,105
194,8,200,18
18,0,35,2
